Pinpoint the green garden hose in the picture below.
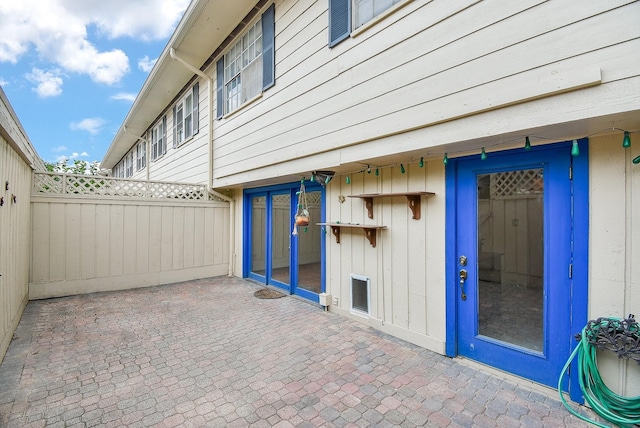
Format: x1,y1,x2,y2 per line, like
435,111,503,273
558,317,640,427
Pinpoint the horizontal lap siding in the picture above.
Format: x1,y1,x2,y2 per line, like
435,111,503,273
212,0,639,182
0,137,32,363
29,197,230,299
149,78,209,184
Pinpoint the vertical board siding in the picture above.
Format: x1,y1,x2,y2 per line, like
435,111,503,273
29,197,230,299
0,137,32,363
589,135,640,396
325,159,446,351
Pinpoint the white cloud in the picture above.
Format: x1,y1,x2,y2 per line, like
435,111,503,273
0,1,188,84
110,92,136,102
0,77,8,87
26,68,64,97
70,118,107,134
138,56,157,73
52,145,68,152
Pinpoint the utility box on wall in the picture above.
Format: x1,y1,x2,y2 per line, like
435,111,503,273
318,292,332,307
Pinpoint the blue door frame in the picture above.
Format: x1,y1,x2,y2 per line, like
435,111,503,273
445,140,589,402
243,181,326,303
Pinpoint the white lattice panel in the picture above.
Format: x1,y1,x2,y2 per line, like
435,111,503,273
490,169,543,199
32,172,215,201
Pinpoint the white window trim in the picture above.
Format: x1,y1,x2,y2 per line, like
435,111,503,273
151,119,166,161
351,0,413,39
222,18,264,116
175,88,198,147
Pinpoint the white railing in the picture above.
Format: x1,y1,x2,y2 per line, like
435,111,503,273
32,172,222,201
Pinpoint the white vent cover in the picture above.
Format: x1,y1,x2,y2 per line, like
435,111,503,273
350,274,370,316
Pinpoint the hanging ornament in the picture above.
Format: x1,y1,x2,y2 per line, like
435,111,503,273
623,131,631,148
400,164,406,174
481,147,487,160
293,180,310,233
571,139,580,157
419,157,424,168
443,153,448,165
525,136,531,150
346,176,351,184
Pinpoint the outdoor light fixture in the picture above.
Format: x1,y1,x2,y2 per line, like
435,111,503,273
312,170,335,186
623,131,631,148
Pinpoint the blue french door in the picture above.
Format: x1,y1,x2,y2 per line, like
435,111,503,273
244,182,325,302
447,142,588,398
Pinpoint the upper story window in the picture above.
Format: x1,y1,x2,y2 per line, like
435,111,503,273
151,116,167,161
216,4,275,119
136,141,146,171
173,84,199,146
354,0,402,29
125,152,134,178
329,0,407,47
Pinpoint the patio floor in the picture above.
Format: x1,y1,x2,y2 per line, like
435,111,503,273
0,277,601,427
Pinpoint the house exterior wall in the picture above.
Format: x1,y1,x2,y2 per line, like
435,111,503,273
211,0,639,188
588,134,640,396
29,196,230,300
102,0,639,394
0,88,43,363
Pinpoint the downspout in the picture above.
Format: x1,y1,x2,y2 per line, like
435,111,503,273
123,126,150,180
170,48,236,277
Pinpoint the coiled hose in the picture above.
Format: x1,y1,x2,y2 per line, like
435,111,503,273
558,316,640,427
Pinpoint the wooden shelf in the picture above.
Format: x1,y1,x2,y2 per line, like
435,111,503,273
317,222,387,248
348,192,435,220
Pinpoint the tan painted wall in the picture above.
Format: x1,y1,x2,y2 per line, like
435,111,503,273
30,197,230,299
322,158,446,353
0,86,43,364
211,0,639,187
589,134,640,396
0,137,33,363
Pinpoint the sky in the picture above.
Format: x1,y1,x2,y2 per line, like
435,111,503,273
0,0,190,165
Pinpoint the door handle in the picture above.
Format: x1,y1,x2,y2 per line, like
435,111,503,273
459,269,467,301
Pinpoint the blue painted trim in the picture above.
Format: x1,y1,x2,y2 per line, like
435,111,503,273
569,138,589,403
445,160,458,357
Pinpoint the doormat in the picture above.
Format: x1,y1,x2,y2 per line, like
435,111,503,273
254,288,286,299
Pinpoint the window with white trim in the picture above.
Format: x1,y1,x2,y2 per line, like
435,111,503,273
329,0,407,47
125,152,134,178
225,21,262,113
354,0,402,29
216,4,275,118
173,84,199,147
136,141,146,171
151,116,166,161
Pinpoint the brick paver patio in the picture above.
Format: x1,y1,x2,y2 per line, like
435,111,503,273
0,277,600,427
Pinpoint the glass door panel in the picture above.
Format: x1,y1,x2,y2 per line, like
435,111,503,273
476,169,544,351
270,193,291,286
250,195,266,277
296,190,322,294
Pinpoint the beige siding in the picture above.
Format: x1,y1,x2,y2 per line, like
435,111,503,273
0,87,40,364
212,0,639,186
29,197,230,299
0,137,32,363
148,79,210,184
324,158,446,353
589,134,640,396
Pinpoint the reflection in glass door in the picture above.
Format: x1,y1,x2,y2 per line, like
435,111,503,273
245,183,325,301
295,190,322,295
270,193,291,287
250,195,266,277
477,169,544,351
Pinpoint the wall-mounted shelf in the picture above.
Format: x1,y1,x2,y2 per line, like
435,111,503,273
317,223,387,248
348,192,435,220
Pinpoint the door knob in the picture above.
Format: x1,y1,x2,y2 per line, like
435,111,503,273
459,269,467,301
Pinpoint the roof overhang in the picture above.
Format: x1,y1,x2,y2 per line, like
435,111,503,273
102,0,256,169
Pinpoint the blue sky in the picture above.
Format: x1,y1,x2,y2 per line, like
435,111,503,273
0,0,190,164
